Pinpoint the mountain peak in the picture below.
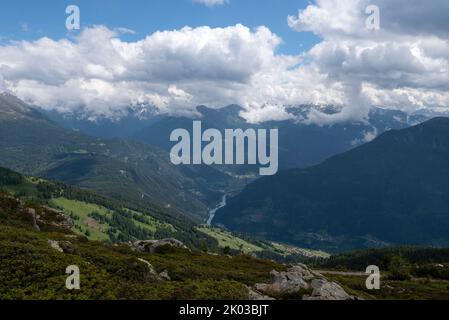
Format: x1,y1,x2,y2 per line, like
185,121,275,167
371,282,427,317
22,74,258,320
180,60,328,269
196,104,244,117
0,93,44,121
421,116,449,127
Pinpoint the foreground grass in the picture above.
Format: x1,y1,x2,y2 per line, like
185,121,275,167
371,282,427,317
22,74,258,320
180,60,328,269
325,274,449,300
2,194,449,300
0,192,285,300
0,224,281,300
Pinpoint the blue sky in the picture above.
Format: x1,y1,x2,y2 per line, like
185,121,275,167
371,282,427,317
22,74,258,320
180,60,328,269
0,0,319,54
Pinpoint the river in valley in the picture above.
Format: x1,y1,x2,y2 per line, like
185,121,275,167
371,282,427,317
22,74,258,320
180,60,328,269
206,195,228,226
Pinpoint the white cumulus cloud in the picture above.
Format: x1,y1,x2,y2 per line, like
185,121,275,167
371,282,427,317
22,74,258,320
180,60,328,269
193,0,229,7
287,0,449,123
1,24,312,120
0,1,448,124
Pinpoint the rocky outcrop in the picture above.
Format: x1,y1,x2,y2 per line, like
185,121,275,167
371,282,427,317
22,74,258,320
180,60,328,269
127,239,188,254
137,258,162,281
24,204,73,231
252,263,356,301
44,207,73,230
26,208,40,231
159,270,171,281
136,259,172,282
247,287,276,301
48,239,64,253
304,279,353,300
255,269,310,294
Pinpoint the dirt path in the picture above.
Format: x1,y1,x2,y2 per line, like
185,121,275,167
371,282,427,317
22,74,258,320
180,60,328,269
315,270,449,285
313,270,366,277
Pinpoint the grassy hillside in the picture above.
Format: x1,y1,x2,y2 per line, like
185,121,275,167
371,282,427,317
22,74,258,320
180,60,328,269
0,193,282,300
2,189,449,300
1,166,324,262
197,226,264,254
50,197,179,243
50,198,113,241
314,247,449,280
197,226,329,260
0,94,238,221
325,274,449,300
310,247,449,300
0,166,221,249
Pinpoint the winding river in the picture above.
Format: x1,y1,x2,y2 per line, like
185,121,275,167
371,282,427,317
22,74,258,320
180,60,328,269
206,195,228,226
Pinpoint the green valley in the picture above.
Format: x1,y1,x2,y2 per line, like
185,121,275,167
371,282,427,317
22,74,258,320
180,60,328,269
197,226,329,259
216,118,449,252
197,226,265,254
0,192,282,300
0,94,236,222
2,182,449,300
0,166,323,261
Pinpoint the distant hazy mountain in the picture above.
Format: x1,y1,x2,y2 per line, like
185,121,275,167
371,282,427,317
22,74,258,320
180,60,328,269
132,104,431,171
0,93,232,221
40,104,161,139
215,117,449,252
42,101,436,173
133,105,249,151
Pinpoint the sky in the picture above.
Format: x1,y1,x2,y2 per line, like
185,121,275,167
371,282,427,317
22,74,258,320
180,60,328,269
1,0,449,124
0,0,319,54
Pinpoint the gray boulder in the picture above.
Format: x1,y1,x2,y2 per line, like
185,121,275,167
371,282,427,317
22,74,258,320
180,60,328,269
137,258,164,281
254,263,355,300
254,265,311,295
128,238,188,253
305,279,353,300
48,239,64,253
27,208,40,231
248,287,276,301
159,270,171,281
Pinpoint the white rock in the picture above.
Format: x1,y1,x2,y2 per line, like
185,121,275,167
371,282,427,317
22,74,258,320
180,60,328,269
48,240,63,253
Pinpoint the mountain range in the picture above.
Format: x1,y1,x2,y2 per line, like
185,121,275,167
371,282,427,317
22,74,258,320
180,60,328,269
41,103,434,173
132,105,431,172
215,117,449,252
0,93,233,221
4,92,449,253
